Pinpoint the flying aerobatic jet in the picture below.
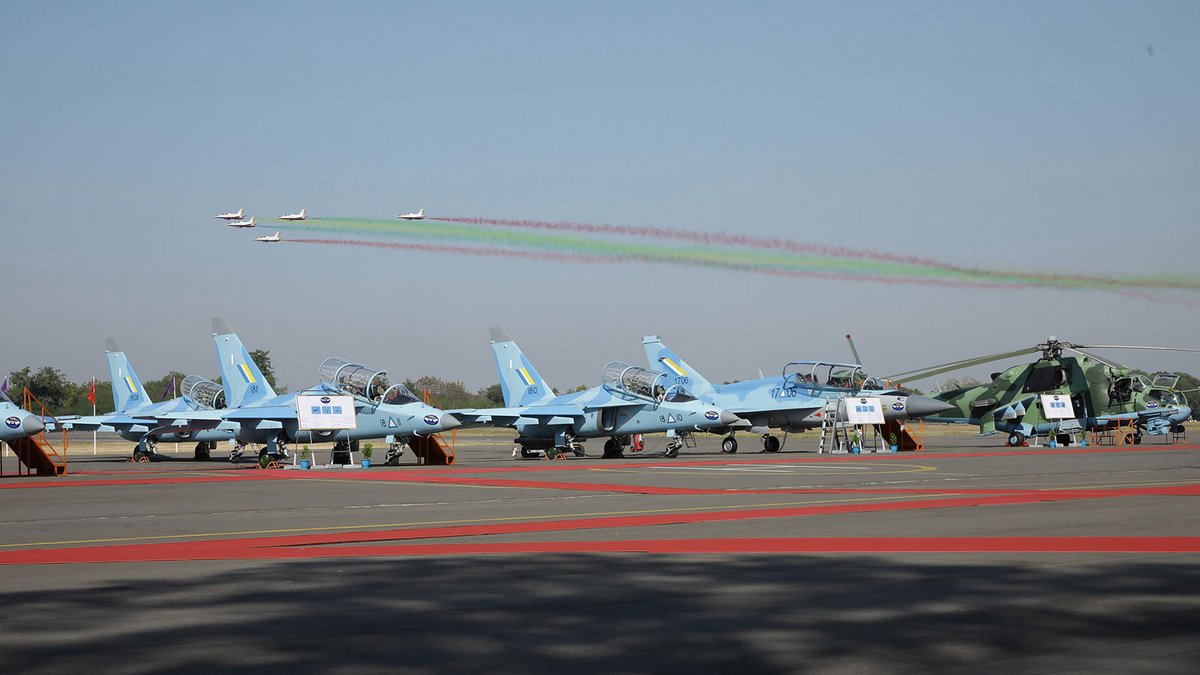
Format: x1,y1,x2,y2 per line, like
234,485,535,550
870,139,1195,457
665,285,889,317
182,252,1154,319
227,216,256,228
203,318,460,463
450,328,739,458
642,336,956,453
215,208,244,220
254,231,282,243
396,208,424,220
278,208,306,221
52,339,237,460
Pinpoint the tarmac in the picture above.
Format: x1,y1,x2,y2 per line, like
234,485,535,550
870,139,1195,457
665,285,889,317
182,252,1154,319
1,431,1198,673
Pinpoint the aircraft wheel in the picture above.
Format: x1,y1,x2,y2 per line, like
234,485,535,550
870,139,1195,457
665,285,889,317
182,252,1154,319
602,438,624,459
1007,432,1025,447
1121,431,1135,445
1171,424,1186,434
721,436,738,454
572,445,586,457
258,451,273,469
520,448,540,459
1134,429,1144,445
762,435,781,453
193,442,211,461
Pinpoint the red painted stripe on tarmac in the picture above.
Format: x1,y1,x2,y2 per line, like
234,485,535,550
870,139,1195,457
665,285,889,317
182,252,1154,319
4,483,1196,565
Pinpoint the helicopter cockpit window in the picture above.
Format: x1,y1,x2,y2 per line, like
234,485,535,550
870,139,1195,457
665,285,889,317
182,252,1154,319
1109,377,1133,405
1022,366,1066,393
1148,389,1178,406
382,385,418,406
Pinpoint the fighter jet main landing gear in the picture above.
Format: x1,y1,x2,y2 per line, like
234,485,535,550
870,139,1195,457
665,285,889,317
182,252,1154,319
664,437,683,458
193,441,215,461
602,437,625,459
132,437,158,462
1006,432,1026,447
721,436,738,454
385,442,406,466
229,442,247,462
761,434,781,453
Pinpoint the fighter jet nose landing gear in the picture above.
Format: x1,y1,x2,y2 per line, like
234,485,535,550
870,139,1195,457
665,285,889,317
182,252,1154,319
385,441,406,465
721,436,738,454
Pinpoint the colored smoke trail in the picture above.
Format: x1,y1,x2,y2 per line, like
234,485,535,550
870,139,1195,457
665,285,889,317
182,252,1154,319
272,217,1200,296
283,238,1055,291
433,215,1200,293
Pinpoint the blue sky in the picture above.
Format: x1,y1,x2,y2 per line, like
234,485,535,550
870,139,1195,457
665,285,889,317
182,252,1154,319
2,1,1198,391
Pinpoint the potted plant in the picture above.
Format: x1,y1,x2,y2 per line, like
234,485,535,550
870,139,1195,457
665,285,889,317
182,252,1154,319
888,432,899,453
361,443,373,468
849,430,861,454
299,445,312,470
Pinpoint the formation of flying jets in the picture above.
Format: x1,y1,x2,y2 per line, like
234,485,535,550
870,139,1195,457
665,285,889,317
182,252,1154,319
213,206,426,243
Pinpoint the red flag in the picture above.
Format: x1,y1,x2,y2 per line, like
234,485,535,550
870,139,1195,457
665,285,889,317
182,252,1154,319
87,377,96,406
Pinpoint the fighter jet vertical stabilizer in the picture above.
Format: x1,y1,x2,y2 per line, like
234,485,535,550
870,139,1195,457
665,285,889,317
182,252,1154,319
489,326,556,408
212,318,278,408
642,335,718,398
106,338,153,413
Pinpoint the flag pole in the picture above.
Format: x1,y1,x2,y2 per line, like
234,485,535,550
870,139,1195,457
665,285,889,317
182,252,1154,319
173,375,178,456
92,376,97,456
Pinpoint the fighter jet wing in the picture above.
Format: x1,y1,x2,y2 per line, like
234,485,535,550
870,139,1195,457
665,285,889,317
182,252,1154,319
450,404,586,426
152,409,228,429
221,406,298,421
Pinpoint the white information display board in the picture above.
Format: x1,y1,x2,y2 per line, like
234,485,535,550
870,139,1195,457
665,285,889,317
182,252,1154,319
845,397,885,425
1040,394,1076,420
297,394,357,430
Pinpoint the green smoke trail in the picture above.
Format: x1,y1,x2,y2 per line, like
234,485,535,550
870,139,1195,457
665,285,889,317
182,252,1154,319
266,217,1200,294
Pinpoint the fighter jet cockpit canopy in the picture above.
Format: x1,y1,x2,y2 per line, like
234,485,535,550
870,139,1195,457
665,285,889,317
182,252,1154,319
380,383,419,406
783,361,883,391
180,375,226,410
318,358,390,402
602,362,673,402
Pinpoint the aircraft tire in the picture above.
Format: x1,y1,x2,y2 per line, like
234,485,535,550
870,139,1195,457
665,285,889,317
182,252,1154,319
1007,432,1025,448
1171,424,1186,434
520,448,540,459
602,438,624,459
721,436,738,454
194,442,211,461
762,435,781,453
1134,429,1144,445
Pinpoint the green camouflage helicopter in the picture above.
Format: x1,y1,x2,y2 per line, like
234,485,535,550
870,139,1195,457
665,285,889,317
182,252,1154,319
887,337,1198,446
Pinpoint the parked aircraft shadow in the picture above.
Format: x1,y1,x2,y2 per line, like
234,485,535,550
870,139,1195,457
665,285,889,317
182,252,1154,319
1,555,1197,673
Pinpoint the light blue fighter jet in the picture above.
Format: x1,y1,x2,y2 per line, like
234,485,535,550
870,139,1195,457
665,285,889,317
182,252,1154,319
451,328,739,458
642,336,956,453
55,340,237,461
204,319,460,463
0,388,47,443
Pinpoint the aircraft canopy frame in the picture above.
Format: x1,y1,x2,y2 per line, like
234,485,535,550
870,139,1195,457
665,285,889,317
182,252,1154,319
181,375,226,410
602,362,668,402
318,357,390,402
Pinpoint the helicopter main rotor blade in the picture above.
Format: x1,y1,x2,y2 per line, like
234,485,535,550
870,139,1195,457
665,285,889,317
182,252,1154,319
886,347,1041,383
1072,344,1200,354
1061,347,1124,369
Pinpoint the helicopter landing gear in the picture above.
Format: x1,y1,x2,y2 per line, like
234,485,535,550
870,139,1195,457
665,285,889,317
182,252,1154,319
1007,432,1026,447
721,436,738,454
761,434,781,453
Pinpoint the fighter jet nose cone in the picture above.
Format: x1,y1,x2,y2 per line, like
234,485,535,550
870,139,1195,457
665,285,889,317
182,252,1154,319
718,410,740,425
904,396,956,418
22,415,44,435
439,414,461,431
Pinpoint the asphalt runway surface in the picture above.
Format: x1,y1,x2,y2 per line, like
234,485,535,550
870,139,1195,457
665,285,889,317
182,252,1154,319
2,433,1198,673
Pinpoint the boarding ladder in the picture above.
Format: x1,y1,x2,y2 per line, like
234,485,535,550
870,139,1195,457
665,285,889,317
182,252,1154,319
816,398,843,453
3,389,68,476
407,390,456,465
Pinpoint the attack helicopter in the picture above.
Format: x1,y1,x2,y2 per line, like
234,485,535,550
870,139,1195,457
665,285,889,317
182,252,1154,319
887,337,1198,446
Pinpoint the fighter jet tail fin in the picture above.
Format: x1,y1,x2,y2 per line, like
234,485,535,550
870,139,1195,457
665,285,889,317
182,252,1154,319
489,327,555,407
106,339,152,412
642,336,717,398
212,318,278,407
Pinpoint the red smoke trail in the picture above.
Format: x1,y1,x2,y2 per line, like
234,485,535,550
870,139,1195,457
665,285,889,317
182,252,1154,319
437,216,1197,292
286,238,1035,291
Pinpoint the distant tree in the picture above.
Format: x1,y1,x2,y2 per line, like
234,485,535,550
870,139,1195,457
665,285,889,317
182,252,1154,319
479,383,504,406
404,375,492,409
249,349,278,390
6,366,74,411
